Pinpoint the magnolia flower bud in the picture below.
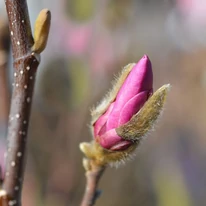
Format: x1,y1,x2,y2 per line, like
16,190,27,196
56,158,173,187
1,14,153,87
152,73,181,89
93,55,153,151
80,55,170,165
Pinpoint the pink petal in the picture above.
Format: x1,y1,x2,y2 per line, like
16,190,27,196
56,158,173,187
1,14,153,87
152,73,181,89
94,102,115,137
98,128,123,149
117,91,148,126
110,140,132,151
117,55,153,102
114,55,152,109
106,55,153,130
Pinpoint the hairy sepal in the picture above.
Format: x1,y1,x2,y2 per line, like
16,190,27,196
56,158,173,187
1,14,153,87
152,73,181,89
80,141,138,167
116,84,170,141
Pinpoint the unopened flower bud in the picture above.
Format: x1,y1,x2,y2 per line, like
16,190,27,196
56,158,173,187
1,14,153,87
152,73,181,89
92,55,153,151
80,55,170,165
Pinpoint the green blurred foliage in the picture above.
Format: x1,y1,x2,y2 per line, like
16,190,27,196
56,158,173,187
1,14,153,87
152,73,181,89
69,59,90,108
66,0,95,21
103,0,132,29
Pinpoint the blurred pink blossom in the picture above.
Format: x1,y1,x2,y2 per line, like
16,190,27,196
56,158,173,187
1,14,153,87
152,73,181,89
176,0,206,23
66,24,92,56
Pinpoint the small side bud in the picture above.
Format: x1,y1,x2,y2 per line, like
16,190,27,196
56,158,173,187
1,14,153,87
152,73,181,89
80,142,94,160
116,84,170,141
82,158,91,171
32,9,51,54
0,190,9,205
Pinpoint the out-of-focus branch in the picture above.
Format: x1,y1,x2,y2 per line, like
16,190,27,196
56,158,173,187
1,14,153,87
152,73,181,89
0,18,10,125
2,1,51,205
80,159,106,206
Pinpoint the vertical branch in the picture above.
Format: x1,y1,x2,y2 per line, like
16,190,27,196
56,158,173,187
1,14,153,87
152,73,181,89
0,61,10,124
80,160,106,206
2,0,50,205
6,0,34,58
0,18,10,125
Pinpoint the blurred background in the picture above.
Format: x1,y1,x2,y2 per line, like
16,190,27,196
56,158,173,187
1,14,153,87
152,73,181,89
1,0,206,205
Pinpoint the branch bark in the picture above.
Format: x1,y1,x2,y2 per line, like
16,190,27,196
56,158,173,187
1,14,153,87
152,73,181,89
80,160,106,206
0,18,10,125
2,0,41,205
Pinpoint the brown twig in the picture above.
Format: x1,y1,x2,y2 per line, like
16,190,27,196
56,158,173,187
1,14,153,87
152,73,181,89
0,62,10,124
0,17,10,192
80,160,106,206
2,0,41,205
0,18,10,126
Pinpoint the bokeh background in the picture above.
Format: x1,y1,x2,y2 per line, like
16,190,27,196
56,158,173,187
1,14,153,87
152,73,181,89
1,0,206,205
